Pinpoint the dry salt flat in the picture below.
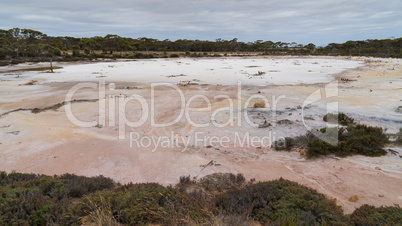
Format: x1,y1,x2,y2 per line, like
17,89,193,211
0,56,401,213
26,58,362,85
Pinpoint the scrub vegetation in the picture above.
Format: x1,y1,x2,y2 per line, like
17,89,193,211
306,124,389,158
275,113,390,158
1,171,401,225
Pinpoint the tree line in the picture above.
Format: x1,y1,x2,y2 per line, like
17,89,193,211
0,28,401,62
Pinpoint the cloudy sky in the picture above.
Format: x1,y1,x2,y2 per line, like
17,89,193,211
1,0,401,46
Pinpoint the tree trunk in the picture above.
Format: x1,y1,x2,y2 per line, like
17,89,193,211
50,58,53,73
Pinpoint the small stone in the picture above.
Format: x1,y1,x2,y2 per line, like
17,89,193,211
253,101,265,108
299,150,305,156
375,166,382,170
378,194,384,197
258,120,271,128
349,195,359,202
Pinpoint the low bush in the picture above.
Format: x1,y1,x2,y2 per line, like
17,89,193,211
307,124,388,158
0,186,53,225
215,178,347,225
133,52,154,59
11,59,25,64
307,139,335,158
397,127,402,144
1,171,401,225
0,179,73,225
0,49,6,60
53,48,61,56
72,50,80,57
0,171,40,186
339,124,388,156
63,183,208,225
179,175,192,185
59,173,116,198
349,204,402,225
274,137,293,150
200,173,246,192
37,177,67,198
323,112,354,126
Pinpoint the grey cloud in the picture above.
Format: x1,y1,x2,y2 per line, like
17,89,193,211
1,0,401,45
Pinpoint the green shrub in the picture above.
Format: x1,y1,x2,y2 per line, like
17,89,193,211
84,48,90,55
1,171,401,225
72,50,80,57
307,139,335,158
0,186,53,225
215,178,347,225
200,173,246,192
339,124,388,156
274,137,293,150
53,48,61,56
64,183,207,225
134,52,145,58
60,173,115,198
307,124,388,158
0,171,40,186
0,49,5,59
397,127,402,144
349,204,402,225
179,175,192,184
38,177,67,198
170,53,179,58
323,112,354,126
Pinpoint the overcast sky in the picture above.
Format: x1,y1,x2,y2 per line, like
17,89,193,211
1,0,401,46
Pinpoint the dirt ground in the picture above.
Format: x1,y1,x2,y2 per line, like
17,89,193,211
0,56,401,213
